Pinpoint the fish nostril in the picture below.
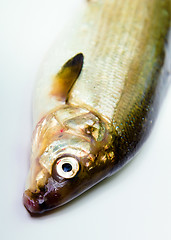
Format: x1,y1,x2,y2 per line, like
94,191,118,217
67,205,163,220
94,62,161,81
62,163,72,172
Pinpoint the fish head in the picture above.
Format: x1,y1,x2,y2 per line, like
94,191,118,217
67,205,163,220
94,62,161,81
23,106,114,214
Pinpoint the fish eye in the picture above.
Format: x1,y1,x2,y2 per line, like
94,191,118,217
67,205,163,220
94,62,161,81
56,157,79,179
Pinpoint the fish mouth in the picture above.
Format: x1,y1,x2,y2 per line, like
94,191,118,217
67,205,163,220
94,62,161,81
23,190,46,214
23,188,61,214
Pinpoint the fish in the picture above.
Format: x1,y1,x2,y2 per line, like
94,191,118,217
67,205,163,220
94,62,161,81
23,0,170,214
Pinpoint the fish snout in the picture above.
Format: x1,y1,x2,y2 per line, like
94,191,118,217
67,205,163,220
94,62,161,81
23,189,46,214
23,180,63,214
23,190,59,214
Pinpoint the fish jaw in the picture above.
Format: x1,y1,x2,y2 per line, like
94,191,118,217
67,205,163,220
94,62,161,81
23,178,66,214
23,190,44,214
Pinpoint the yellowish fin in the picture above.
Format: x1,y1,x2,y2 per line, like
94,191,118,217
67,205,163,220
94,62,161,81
50,53,84,102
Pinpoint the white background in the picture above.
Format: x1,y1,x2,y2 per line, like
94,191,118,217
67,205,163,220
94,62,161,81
0,1,171,240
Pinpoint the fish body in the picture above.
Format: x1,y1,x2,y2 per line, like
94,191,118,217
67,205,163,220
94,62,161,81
23,0,170,214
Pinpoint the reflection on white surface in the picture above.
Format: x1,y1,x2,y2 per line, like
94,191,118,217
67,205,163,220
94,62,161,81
0,1,171,240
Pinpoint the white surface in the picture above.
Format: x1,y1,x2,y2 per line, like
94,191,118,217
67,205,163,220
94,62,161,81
0,1,171,240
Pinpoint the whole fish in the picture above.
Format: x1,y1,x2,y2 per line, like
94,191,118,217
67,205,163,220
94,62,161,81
23,0,170,214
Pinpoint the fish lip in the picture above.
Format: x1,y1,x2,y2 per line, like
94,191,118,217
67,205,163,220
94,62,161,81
23,189,46,214
23,185,63,214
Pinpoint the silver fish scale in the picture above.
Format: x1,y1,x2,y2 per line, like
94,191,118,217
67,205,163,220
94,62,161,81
33,0,169,130
69,0,150,122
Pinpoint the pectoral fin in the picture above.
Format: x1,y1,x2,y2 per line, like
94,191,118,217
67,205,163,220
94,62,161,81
50,53,84,102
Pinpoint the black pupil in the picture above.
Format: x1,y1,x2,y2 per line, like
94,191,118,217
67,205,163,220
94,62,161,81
62,163,72,172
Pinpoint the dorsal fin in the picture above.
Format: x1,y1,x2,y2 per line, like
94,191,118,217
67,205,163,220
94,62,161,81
50,53,84,102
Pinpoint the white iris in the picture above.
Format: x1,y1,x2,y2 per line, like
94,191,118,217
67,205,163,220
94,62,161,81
56,157,79,179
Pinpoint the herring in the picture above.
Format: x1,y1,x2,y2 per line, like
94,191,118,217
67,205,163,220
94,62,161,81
23,0,170,214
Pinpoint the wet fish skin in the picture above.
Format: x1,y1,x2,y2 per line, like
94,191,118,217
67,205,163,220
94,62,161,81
23,0,170,214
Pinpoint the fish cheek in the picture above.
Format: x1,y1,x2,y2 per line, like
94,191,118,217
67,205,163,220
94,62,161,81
43,176,79,209
43,163,108,210
43,156,108,209
44,155,113,209
46,162,86,203
43,160,80,204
